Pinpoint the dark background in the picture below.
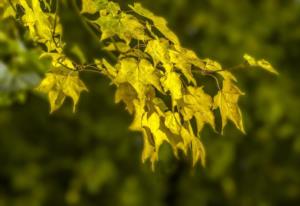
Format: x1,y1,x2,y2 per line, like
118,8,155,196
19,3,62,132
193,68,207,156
0,0,300,205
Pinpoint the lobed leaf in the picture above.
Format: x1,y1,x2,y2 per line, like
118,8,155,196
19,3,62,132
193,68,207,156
36,72,88,113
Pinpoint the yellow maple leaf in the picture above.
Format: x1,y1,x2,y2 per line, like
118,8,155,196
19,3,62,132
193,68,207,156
141,111,169,169
180,86,215,133
36,73,88,113
114,58,162,99
130,3,180,45
213,80,245,134
161,72,183,105
164,112,181,135
115,83,137,114
19,0,57,51
145,39,171,67
169,49,197,85
180,125,206,167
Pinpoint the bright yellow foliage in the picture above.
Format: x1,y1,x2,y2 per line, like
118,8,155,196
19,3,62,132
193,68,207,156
36,73,88,113
130,3,180,45
213,80,245,134
2,0,278,169
180,86,215,133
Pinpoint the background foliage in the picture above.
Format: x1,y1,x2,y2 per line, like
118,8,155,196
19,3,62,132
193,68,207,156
0,0,300,206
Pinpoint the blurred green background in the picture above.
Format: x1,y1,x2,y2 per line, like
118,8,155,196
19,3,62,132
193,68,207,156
1,0,300,205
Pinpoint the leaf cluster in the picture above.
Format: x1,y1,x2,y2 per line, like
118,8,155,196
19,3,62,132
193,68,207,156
1,0,278,168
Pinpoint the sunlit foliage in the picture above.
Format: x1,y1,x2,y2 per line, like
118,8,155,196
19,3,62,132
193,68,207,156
1,0,277,169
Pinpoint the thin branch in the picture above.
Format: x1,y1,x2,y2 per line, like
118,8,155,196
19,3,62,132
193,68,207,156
226,63,246,71
207,74,221,91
